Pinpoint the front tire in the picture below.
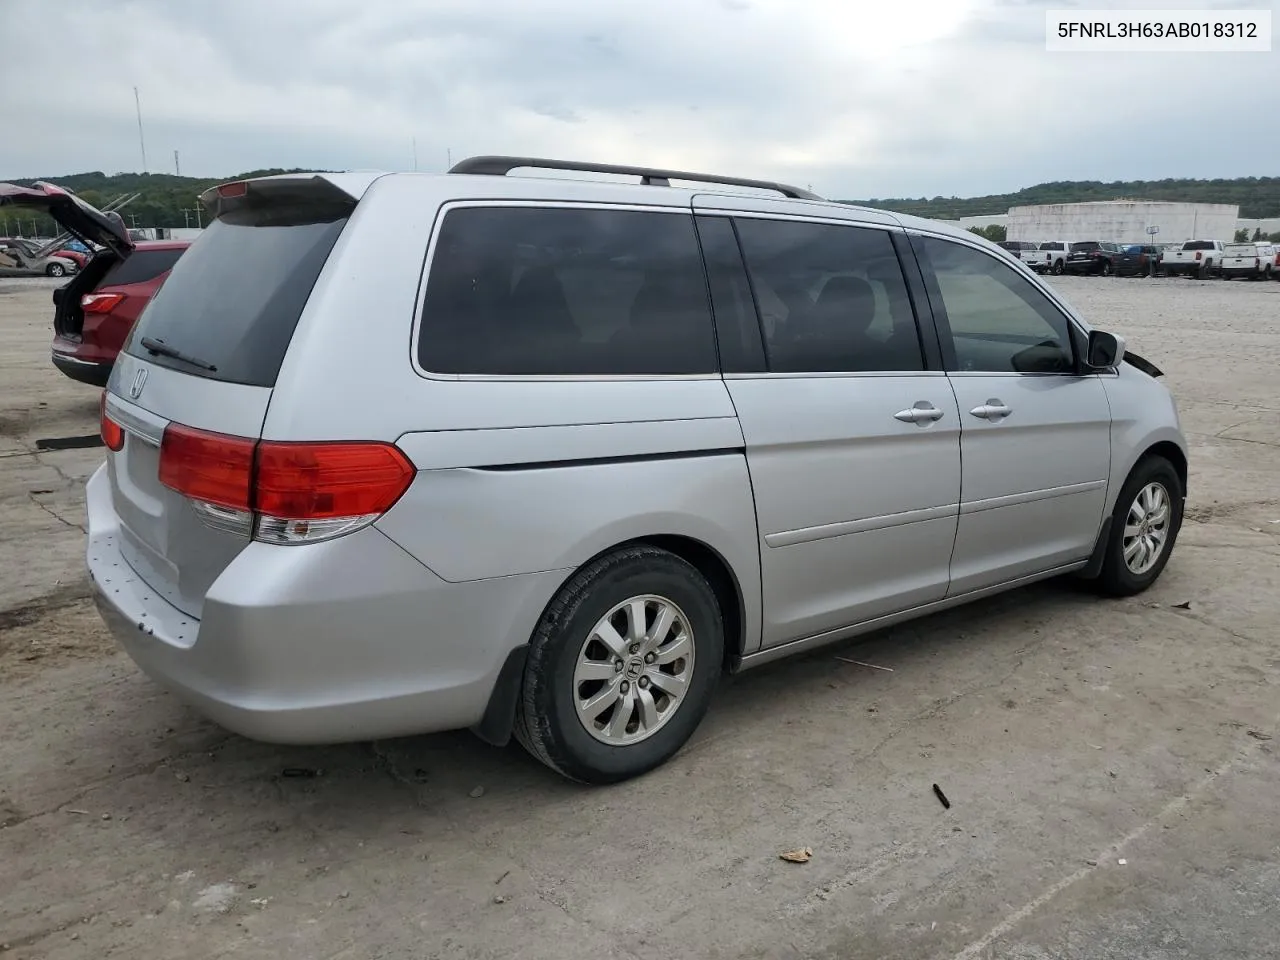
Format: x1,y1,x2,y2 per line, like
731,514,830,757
1100,260,1112,276
515,545,724,783
1094,456,1183,597
46,263,66,277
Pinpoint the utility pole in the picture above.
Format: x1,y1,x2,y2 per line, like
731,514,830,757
181,209,191,228
134,87,148,172
174,150,180,176
193,199,202,228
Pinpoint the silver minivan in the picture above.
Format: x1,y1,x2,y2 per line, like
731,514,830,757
3,161,1187,783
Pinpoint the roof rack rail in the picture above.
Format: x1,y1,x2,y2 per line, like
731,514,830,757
448,155,822,201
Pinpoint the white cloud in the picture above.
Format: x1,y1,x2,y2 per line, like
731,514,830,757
1,0,1275,198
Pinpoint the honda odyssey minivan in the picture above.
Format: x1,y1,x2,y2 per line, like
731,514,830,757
1,163,1187,784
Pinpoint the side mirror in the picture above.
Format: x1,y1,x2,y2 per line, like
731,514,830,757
1087,330,1125,369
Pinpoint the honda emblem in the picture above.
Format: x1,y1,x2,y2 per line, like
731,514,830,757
128,368,148,400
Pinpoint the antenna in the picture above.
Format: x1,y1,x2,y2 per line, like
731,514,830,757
133,87,148,173
174,150,180,176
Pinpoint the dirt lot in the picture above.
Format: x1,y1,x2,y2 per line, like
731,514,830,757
2,275,1279,959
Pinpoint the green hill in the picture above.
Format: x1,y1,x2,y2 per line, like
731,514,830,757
4,169,1278,237
844,176,1280,220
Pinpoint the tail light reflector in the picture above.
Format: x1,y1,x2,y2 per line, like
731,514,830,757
157,424,414,545
1255,258,1261,267
1195,251,1203,260
100,392,124,452
81,293,125,314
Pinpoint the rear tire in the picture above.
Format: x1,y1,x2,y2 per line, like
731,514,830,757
1100,260,1112,276
515,545,723,784
1051,259,1064,276
46,263,65,277
1093,456,1183,597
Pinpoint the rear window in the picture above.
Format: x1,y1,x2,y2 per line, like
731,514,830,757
1184,240,1216,250
99,248,185,287
1039,242,1064,251
125,204,348,386
417,207,717,376
1224,244,1255,255
1070,242,1099,252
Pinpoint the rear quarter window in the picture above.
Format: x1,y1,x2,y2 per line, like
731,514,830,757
417,206,717,376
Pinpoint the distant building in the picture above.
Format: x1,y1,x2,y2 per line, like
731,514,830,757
1006,201,1239,244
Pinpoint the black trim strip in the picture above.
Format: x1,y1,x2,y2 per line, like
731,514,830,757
473,446,743,472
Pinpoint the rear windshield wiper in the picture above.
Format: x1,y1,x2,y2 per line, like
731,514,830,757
140,336,218,372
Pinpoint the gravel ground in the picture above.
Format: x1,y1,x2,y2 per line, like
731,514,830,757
1,275,1279,959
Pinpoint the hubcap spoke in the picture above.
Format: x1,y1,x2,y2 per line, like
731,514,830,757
593,620,628,660
606,688,636,738
635,687,660,731
646,669,688,700
625,599,649,644
575,660,618,683
647,604,676,651
652,632,691,666
578,681,622,723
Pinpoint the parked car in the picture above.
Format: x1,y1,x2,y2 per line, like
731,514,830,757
1162,240,1224,278
0,236,78,276
1063,241,1123,275
997,240,1038,264
1111,244,1161,277
1024,240,1070,275
48,242,90,271
5,163,1187,784
50,240,190,385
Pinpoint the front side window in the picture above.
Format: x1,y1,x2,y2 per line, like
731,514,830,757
921,236,1074,375
418,207,716,376
733,218,923,373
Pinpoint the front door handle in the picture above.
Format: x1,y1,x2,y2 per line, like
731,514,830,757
894,402,946,424
969,399,1012,421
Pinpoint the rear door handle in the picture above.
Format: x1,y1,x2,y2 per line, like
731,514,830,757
969,400,1012,421
894,402,946,424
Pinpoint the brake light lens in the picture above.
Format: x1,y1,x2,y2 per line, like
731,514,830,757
1255,258,1261,267
81,292,125,314
217,181,248,198
157,423,414,544
100,393,124,452
1195,251,1203,260
159,424,255,511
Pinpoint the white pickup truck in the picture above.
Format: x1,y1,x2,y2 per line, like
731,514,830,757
1162,240,1224,278
1024,240,1070,275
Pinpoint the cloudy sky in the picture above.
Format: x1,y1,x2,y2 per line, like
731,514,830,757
2,0,1275,199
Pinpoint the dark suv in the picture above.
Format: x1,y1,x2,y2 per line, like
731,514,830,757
1064,241,1123,276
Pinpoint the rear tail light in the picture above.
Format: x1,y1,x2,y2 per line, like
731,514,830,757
158,424,414,544
81,292,125,314
1255,258,1261,267
1195,251,1203,260
100,392,124,452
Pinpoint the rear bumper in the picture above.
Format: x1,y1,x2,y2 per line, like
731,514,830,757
1219,267,1261,277
86,465,565,744
51,349,111,386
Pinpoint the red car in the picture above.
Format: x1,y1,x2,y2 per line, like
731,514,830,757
0,181,191,386
50,241,189,385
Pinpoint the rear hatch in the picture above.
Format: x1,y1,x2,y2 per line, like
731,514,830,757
100,176,356,617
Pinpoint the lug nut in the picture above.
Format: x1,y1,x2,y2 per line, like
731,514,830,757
614,660,624,673
629,644,640,655
638,676,650,689
620,681,630,693
644,653,655,664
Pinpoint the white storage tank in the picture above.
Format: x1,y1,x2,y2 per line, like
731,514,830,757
1006,201,1239,244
